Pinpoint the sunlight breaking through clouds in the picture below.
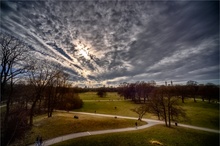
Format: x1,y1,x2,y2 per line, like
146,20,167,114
1,0,219,86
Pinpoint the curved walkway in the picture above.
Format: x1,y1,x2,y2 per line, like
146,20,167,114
29,111,219,146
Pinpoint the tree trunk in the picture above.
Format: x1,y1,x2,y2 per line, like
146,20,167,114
49,108,54,117
163,107,167,127
50,96,56,117
168,106,171,127
157,113,160,120
4,76,13,128
29,107,34,126
144,95,148,103
38,98,42,113
47,94,51,117
4,99,10,128
25,99,28,111
181,96,184,103
29,98,38,126
193,96,196,102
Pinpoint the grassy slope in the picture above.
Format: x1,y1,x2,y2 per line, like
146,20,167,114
79,92,123,100
75,100,149,117
52,125,219,146
76,93,219,129
23,112,145,145
180,99,219,129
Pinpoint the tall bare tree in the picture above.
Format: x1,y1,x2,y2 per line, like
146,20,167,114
0,33,30,128
147,86,185,127
27,60,58,125
186,80,198,102
0,33,30,145
0,33,29,99
175,85,189,103
46,70,70,117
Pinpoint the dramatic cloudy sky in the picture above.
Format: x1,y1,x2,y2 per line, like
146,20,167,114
1,0,219,86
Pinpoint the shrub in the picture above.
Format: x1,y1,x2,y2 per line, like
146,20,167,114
97,87,107,98
57,93,83,110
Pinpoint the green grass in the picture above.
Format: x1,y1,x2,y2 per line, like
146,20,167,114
179,99,219,129
74,100,154,118
76,93,219,130
22,112,146,145
79,92,123,100
52,125,219,146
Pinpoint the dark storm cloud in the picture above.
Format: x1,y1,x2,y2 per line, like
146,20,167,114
1,1,219,86
122,1,219,83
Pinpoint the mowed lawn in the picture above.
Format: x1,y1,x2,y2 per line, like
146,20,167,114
76,92,219,130
180,99,219,130
79,92,123,100
23,112,146,145
52,124,219,146
76,92,155,118
74,100,151,118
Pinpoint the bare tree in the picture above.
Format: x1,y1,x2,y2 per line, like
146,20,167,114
147,86,185,127
175,85,188,103
117,82,136,101
206,83,219,103
27,60,59,125
0,32,30,145
0,33,30,129
46,70,70,117
0,33,29,100
186,80,198,102
131,104,150,121
135,81,145,103
118,81,155,103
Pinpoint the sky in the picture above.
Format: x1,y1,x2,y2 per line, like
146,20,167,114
1,0,219,87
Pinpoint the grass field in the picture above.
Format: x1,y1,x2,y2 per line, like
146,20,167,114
22,112,146,145
75,92,219,130
74,100,152,118
180,99,219,129
79,92,123,100
52,124,219,146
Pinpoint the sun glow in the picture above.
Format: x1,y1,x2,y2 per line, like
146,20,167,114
79,49,89,58
75,40,91,60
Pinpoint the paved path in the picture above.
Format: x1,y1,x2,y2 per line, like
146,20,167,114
29,111,219,146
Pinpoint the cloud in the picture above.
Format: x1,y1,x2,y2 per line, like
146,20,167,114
1,1,219,86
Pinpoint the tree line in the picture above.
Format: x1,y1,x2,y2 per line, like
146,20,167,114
117,81,219,104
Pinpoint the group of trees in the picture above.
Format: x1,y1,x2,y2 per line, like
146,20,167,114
119,81,219,127
0,33,82,145
27,62,82,125
96,87,107,98
117,81,155,103
118,81,219,104
130,85,186,127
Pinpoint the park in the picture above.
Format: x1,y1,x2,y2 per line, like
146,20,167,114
0,1,219,146
1,89,219,146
